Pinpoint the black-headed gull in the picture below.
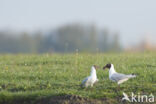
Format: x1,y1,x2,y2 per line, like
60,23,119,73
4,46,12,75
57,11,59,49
103,64,136,85
81,65,99,88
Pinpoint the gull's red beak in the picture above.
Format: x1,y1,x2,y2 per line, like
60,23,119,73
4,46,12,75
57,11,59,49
103,63,111,70
103,66,107,70
93,65,99,70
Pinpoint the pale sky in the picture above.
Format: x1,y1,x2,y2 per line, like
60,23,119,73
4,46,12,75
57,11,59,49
0,0,156,46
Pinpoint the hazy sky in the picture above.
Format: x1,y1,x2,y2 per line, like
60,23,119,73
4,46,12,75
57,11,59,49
0,0,156,46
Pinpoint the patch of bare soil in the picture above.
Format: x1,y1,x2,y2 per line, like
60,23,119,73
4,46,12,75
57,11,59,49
35,95,116,104
2,95,145,104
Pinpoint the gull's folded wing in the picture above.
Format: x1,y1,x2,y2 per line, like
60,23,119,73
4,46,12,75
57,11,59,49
111,73,130,82
81,76,91,86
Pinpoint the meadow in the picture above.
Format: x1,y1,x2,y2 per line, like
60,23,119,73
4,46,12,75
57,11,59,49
0,53,155,104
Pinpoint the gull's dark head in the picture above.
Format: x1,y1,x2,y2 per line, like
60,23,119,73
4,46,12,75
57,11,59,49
93,65,99,70
103,63,111,70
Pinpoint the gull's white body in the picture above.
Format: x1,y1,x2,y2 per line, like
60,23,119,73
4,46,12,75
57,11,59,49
81,66,98,87
109,64,136,85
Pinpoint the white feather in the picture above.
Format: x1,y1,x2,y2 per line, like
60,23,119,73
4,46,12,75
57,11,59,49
81,66,98,87
109,64,136,85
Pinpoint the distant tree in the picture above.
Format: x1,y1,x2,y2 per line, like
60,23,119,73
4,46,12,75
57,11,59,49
98,28,109,52
33,31,44,53
110,32,122,52
89,24,97,52
55,24,87,52
0,23,122,53
19,32,34,53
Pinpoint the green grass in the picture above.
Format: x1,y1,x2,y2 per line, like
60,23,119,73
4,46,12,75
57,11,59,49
0,53,155,103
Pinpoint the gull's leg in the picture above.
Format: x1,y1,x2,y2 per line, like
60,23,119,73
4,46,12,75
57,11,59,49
116,84,121,102
90,84,94,91
85,84,89,91
118,84,120,90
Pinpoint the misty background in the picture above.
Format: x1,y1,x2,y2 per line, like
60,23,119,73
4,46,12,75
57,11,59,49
0,0,156,53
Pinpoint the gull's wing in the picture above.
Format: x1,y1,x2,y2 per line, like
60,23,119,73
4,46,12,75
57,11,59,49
110,73,130,82
81,77,89,85
81,76,91,86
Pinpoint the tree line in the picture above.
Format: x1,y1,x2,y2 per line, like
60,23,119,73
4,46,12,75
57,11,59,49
0,23,122,53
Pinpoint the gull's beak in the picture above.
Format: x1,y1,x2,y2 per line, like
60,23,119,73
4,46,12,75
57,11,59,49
95,66,100,70
103,66,107,70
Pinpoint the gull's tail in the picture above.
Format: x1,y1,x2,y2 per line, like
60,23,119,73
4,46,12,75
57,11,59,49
128,73,136,78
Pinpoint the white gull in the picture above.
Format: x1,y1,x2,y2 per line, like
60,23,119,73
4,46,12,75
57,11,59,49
103,64,136,85
81,65,99,88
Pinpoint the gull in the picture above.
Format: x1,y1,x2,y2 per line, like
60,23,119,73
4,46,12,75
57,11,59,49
81,65,99,88
103,64,136,88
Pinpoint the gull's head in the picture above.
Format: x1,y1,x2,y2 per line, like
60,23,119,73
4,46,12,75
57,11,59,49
103,63,112,70
92,65,99,70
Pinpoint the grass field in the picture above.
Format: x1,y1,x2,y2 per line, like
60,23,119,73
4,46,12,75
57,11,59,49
0,53,155,104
